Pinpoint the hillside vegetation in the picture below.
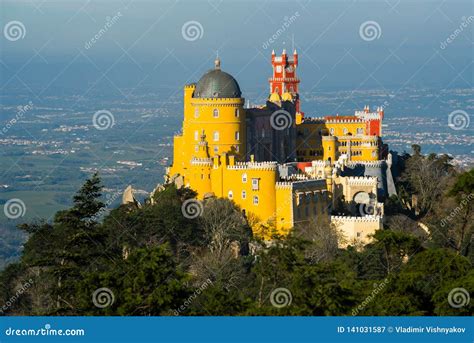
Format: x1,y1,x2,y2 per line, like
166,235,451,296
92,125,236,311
1,147,473,316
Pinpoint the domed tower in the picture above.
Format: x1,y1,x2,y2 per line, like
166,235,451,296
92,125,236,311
183,57,246,159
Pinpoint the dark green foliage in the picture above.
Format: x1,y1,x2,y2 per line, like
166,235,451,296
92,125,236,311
1,167,473,316
76,246,190,316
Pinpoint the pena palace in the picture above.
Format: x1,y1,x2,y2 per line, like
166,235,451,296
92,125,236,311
124,49,397,244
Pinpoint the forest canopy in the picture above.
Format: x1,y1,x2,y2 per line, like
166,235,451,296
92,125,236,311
1,148,473,316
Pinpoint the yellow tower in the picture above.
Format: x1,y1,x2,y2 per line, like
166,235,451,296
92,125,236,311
168,58,246,198
322,135,337,162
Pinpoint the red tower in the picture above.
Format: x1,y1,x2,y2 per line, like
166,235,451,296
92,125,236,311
269,49,301,112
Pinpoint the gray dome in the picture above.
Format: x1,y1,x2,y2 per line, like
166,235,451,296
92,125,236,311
194,65,241,99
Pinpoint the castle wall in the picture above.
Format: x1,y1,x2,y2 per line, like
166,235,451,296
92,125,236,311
331,215,382,247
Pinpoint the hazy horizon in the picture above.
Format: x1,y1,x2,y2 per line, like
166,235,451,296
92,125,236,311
1,0,473,97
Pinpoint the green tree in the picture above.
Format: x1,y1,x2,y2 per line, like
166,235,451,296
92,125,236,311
76,246,190,316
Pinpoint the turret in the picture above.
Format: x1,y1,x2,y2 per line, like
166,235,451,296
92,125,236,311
322,136,337,163
269,49,301,111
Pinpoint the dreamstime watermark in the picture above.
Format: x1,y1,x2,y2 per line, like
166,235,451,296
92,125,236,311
262,12,300,50
84,11,123,49
173,279,213,315
0,279,34,314
270,109,293,130
359,200,380,217
3,198,26,219
3,21,26,41
181,21,204,41
5,324,85,337
440,16,474,50
269,287,292,308
1,101,33,135
352,278,389,315
440,193,474,227
359,21,382,41
85,191,121,226
92,287,115,308
92,110,115,130
181,198,204,219
448,110,470,130
447,287,470,308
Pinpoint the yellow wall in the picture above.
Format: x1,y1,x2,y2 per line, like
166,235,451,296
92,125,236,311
296,120,379,162
167,83,381,241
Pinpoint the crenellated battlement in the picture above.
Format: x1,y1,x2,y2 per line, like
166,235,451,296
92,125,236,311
281,174,309,181
325,118,364,124
227,161,278,171
346,160,386,168
345,176,378,185
191,157,212,166
276,182,293,189
331,215,382,222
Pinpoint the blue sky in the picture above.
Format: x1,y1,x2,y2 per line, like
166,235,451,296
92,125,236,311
1,0,472,96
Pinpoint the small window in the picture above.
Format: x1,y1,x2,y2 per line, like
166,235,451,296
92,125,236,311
214,146,218,153
213,109,219,118
356,232,361,238
194,130,199,141
343,128,348,135
194,107,199,118
253,195,259,205
213,131,219,141
235,108,239,117
241,190,246,199
252,178,259,191
242,173,247,183
357,128,363,135
235,131,240,141
330,128,335,135
276,66,281,73
228,190,233,199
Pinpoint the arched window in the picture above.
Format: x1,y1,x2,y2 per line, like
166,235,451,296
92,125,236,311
241,190,246,199
235,108,239,117
235,131,240,141
228,190,233,199
253,195,259,205
213,109,219,118
242,173,247,183
330,128,335,135
343,128,348,135
213,131,219,141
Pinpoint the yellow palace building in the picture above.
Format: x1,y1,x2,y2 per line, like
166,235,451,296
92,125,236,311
151,51,396,243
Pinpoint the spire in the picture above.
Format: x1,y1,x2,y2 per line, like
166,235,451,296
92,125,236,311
282,48,287,55
214,51,221,70
271,49,275,55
